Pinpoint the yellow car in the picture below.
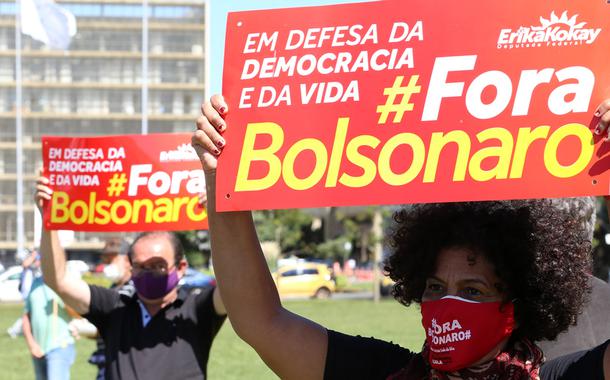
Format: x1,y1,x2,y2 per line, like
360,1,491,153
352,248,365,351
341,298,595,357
273,263,335,299
380,275,395,297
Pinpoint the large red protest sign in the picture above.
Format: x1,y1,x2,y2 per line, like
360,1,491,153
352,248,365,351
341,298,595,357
42,134,208,232
216,0,610,211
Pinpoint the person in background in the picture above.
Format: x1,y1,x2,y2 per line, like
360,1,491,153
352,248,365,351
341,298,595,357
20,250,41,298
22,275,76,380
87,237,135,380
7,250,41,338
540,275,610,360
538,198,610,360
99,237,134,292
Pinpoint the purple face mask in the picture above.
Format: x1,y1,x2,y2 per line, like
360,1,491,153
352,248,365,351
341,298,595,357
132,269,179,300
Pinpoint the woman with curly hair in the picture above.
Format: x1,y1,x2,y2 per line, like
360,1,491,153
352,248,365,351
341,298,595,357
192,95,610,379
380,200,596,379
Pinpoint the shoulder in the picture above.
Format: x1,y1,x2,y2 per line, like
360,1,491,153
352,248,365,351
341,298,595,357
186,286,215,309
86,284,133,318
26,279,47,301
178,286,226,332
540,339,610,380
324,329,416,380
180,286,219,315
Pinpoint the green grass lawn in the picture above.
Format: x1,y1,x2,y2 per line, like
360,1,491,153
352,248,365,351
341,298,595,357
0,302,96,380
0,299,424,379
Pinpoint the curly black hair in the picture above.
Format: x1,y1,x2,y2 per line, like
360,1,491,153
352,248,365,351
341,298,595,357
384,199,592,342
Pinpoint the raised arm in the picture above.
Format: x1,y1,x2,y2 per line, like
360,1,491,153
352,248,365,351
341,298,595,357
35,176,91,315
192,95,328,379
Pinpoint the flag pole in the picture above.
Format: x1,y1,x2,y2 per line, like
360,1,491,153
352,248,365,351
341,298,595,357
141,0,148,135
15,0,25,256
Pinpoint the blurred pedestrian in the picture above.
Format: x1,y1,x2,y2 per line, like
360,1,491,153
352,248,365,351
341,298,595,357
7,250,41,338
22,275,75,380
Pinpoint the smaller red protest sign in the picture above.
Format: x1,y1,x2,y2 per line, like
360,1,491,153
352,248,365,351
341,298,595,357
42,134,208,232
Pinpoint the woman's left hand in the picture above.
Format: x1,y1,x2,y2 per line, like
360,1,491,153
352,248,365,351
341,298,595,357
594,99,610,139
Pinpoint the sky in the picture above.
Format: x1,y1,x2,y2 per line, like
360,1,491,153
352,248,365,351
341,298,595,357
207,0,374,94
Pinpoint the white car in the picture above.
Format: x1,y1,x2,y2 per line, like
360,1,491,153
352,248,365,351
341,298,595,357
66,260,90,278
0,266,23,303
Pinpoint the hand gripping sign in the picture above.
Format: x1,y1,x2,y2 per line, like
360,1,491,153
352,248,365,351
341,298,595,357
216,0,610,211
42,134,208,232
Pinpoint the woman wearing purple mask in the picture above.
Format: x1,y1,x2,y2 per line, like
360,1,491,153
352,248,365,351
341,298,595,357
192,94,610,380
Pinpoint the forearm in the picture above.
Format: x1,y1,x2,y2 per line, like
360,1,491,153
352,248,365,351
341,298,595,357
40,228,91,315
40,229,66,291
206,173,327,379
206,171,282,341
22,313,37,350
212,287,226,316
22,253,36,268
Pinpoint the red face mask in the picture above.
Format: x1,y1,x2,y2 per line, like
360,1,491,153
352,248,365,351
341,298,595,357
421,296,515,372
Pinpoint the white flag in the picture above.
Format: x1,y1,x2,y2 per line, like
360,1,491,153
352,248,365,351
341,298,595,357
21,0,77,50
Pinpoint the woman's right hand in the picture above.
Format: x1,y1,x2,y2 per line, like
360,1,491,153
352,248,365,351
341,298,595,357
192,94,228,173
35,175,53,214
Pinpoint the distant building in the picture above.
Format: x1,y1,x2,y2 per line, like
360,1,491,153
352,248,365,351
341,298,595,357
0,0,206,264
